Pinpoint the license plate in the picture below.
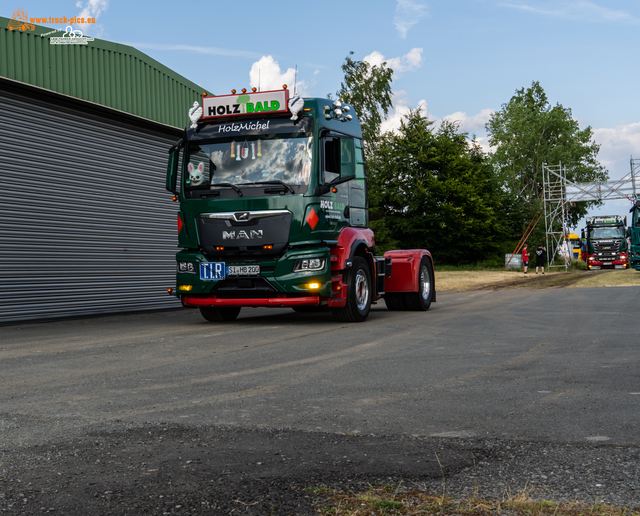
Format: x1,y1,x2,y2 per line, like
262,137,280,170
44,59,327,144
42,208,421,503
199,263,261,280
200,262,226,280
227,265,260,276
615,265,625,269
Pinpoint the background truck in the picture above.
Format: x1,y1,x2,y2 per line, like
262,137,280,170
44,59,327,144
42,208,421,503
628,200,640,271
567,232,582,261
581,215,628,269
166,88,435,323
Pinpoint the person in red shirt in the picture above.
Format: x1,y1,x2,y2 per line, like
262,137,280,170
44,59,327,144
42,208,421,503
522,244,529,274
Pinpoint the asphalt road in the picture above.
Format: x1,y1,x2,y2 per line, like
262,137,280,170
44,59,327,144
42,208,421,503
2,287,639,446
1,287,639,513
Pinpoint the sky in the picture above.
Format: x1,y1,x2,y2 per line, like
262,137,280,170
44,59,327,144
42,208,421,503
10,0,640,230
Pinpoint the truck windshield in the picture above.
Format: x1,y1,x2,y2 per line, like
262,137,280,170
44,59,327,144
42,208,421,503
589,227,625,239
184,135,312,190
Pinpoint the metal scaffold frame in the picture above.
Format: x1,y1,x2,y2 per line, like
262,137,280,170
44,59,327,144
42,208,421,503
542,163,570,271
542,158,640,271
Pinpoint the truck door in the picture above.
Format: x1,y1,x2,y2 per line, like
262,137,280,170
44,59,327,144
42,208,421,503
349,139,367,227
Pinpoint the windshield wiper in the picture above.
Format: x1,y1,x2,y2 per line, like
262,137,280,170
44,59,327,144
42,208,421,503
211,182,243,196
248,180,295,194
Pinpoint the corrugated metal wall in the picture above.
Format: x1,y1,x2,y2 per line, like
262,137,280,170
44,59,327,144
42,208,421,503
0,86,181,323
0,16,205,129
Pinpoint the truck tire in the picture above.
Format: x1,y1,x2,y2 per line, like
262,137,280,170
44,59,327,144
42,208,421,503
384,293,406,311
332,257,372,322
199,306,241,322
404,257,433,311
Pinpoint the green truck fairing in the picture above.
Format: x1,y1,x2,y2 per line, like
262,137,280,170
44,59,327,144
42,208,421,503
628,201,640,271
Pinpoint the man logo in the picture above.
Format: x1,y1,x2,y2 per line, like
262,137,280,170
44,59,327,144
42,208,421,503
222,230,263,240
234,212,250,221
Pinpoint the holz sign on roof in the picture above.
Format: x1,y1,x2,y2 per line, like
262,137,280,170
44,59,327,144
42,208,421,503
587,216,625,225
202,90,289,119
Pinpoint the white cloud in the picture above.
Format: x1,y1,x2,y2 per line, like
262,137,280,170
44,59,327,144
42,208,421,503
442,108,495,133
248,56,309,96
436,109,495,153
380,91,428,134
363,48,423,74
394,0,429,38
502,1,640,24
593,123,640,179
76,0,108,35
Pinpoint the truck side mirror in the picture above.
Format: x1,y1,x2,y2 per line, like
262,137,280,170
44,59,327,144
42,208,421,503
166,140,183,193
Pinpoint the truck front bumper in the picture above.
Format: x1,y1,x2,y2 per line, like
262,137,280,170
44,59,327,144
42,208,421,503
182,295,321,308
173,247,346,308
588,259,627,269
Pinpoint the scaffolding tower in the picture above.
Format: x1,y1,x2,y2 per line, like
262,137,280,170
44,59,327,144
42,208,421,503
542,157,640,271
542,163,570,271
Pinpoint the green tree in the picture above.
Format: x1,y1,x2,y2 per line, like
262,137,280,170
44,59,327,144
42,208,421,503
336,52,394,155
368,109,507,264
486,81,608,234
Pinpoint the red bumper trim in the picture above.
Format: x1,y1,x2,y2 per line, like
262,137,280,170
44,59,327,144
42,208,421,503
590,260,627,266
183,296,320,308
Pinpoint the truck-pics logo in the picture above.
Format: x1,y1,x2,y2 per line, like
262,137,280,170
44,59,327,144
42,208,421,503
7,7,97,32
7,8,34,31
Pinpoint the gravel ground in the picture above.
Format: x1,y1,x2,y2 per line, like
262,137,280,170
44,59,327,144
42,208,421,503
1,419,638,515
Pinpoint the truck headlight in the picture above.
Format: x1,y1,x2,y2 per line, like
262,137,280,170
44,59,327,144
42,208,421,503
293,258,326,271
177,261,197,273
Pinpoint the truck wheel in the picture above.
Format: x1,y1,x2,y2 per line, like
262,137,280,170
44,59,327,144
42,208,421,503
199,306,241,322
332,257,372,322
384,293,406,311
404,257,433,311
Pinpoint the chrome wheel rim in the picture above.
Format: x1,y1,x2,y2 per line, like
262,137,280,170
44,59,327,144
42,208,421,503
420,265,431,300
355,269,369,311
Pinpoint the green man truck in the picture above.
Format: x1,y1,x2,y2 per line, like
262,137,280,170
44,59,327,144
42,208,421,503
166,87,435,323
628,200,640,271
581,215,628,270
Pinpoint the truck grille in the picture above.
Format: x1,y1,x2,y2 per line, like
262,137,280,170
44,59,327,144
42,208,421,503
593,240,621,261
197,210,292,258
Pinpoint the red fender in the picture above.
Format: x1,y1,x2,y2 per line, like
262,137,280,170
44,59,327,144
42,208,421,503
383,249,434,293
327,227,376,307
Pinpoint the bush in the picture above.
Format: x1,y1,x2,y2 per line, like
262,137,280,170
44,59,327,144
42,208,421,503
572,258,587,270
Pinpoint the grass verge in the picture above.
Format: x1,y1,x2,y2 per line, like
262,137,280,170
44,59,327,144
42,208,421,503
312,484,640,515
436,268,640,292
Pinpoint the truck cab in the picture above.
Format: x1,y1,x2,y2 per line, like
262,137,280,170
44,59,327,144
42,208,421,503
628,201,640,271
166,88,435,323
582,215,628,269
